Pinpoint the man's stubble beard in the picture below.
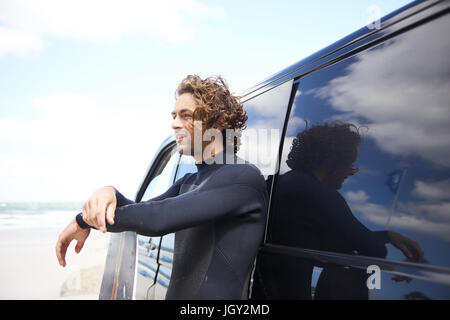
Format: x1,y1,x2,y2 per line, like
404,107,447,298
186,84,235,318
177,132,218,162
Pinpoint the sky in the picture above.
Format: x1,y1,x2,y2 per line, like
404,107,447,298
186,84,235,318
0,0,413,202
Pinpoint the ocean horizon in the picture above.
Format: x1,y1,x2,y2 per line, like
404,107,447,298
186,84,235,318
0,201,84,232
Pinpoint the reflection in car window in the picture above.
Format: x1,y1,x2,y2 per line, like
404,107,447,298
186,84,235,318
141,148,179,201
176,155,198,178
238,80,293,177
136,146,179,300
261,15,450,300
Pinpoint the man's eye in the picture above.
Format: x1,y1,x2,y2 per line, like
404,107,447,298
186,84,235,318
184,114,192,119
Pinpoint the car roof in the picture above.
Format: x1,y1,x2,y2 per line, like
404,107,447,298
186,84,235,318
238,0,439,100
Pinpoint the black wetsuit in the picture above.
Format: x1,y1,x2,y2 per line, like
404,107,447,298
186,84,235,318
76,151,268,300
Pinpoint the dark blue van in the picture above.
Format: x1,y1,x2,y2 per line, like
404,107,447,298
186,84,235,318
99,0,450,300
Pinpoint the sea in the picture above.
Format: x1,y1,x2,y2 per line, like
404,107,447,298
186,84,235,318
0,202,83,231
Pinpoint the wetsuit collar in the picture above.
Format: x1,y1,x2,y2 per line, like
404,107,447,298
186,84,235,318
194,149,235,172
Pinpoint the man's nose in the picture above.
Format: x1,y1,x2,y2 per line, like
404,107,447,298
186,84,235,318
172,115,182,130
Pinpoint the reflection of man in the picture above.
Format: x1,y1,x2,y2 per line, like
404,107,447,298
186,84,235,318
55,75,269,299
254,122,423,300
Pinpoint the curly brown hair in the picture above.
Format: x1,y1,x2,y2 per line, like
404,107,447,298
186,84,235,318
175,75,248,154
286,121,362,188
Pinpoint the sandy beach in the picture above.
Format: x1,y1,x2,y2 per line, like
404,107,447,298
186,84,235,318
0,228,110,300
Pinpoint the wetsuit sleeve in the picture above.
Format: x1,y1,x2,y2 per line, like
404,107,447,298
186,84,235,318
114,187,134,207
81,167,267,236
317,193,388,258
327,200,388,258
106,185,265,236
75,174,191,229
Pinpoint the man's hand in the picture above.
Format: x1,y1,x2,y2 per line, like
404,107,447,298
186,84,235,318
56,218,91,267
82,186,117,233
388,231,425,262
387,231,425,284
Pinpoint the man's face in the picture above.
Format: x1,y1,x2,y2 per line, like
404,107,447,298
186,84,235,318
324,163,359,190
171,93,198,155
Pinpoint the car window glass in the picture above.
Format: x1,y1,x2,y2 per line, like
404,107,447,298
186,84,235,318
238,80,293,178
262,15,450,300
136,145,179,300
141,147,179,201
175,154,198,179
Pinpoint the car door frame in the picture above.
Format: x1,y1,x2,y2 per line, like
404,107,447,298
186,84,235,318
99,136,178,300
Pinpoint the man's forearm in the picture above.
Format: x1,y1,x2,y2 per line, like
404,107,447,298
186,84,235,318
103,183,264,236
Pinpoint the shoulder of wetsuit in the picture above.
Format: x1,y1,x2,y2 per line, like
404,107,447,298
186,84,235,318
278,169,321,195
174,171,196,185
211,162,267,193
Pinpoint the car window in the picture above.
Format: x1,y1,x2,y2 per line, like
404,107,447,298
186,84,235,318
140,147,179,201
238,79,293,178
135,145,179,300
175,154,198,178
262,15,450,300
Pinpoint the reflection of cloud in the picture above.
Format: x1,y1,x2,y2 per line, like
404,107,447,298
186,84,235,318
351,202,450,243
345,190,369,203
237,127,281,176
345,180,450,242
241,80,293,175
0,0,224,57
398,201,450,225
244,80,292,118
286,117,306,136
412,179,450,201
310,16,450,167
279,136,295,174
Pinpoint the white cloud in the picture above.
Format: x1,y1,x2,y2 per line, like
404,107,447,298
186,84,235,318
238,80,293,175
310,16,450,167
279,136,295,174
399,201,450,225
0,0,225,57
237,128,281,176
0,91,173,201
347,183,450,242
0,26,43,57
244,80,292,118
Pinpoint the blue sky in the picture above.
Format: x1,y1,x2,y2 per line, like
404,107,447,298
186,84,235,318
0,0,413,202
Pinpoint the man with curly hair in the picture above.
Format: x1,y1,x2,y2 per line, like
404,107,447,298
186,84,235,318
55,75,268,300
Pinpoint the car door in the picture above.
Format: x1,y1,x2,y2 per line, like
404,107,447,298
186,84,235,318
134,140,180,300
